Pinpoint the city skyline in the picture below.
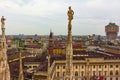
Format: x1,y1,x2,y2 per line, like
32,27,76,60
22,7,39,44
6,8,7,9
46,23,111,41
0,0,120,35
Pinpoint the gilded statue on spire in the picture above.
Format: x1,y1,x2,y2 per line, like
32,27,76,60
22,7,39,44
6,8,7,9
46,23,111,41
0,16,11,80
1,16,6,25
67,6,74,22
67,6,74,31
65,6,74,80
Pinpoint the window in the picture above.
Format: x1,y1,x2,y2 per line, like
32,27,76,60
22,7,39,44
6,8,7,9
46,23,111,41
75,71,78,76
63,66,65,69
57,66,59,69
82,66,84,69
24,66,28,68
110,71,113,76
93,65,95,68
33,66,37,68
63,72,65,76
104,78,107,80
110,65,113,68
93,71,96,75
104,71,107,76
76,65,78,69
116,70,118,75
110,78,112,80
99,65,101,68
116,77,118,80
105,65,107,68
81,71,84,76
116,65,118,68
57,72,59,77
99,71,101,75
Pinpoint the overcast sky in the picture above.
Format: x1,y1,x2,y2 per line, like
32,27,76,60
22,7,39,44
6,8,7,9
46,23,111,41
0,0,120,35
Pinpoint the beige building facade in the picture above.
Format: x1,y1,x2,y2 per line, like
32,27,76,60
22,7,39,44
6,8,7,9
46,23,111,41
49,58,120,80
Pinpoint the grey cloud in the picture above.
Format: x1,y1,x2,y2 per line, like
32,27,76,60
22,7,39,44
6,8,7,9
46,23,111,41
0,0,120,35
9,0,32,6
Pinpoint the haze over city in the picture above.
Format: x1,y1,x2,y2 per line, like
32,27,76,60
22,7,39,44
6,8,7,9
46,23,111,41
0,0,120,35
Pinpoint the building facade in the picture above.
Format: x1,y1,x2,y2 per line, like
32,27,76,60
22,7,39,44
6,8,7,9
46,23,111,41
50,58,120,80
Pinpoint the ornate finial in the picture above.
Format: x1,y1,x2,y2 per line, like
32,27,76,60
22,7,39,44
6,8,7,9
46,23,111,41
1,16,6,25
0,16,11,80
65,6,74,80
67,6,74,22
67,6,74,32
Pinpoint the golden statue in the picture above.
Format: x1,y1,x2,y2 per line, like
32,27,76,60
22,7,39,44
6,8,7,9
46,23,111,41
1,16,6,25
67,6,74,22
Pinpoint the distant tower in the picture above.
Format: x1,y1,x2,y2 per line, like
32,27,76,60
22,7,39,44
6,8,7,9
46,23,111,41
65,6,74,80
48,31,54,54
47,30,54,80
105,23,119,40
0,16,10,80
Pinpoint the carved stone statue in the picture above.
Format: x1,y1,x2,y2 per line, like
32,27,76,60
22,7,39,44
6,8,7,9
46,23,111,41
1,16,6,25
67,6,74,22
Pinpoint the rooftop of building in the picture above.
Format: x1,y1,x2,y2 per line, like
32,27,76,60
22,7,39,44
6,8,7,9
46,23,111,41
33,49,120,72
25,44,42,49
8,50,44,79
105,22,119,27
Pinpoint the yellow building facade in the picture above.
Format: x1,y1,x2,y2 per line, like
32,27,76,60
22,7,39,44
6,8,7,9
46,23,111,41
50,58,120,80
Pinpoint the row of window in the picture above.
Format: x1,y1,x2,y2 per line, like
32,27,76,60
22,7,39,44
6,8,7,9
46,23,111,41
104,77,119,80
74,77,119,80
57,64,119,69
74,70,119,76
57,65,65,69
92,65,119,68
57,65,85,69
56,73,119,80
24,65,37,69
109,70,119,75
56,72,84,77
56,70,119,77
